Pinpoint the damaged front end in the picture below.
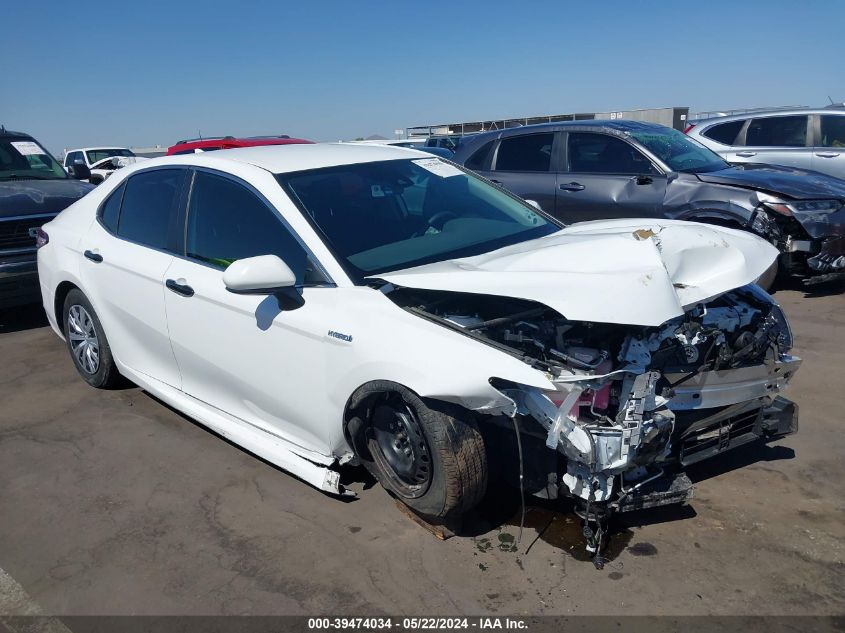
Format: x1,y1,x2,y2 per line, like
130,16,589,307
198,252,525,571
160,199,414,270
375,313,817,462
751,193,845,282
388,283,800,555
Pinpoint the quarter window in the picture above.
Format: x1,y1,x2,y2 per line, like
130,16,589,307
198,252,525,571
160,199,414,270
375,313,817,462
117,169,183,250
568,132,656,174
99,182,125,233
819,115,845,148
186,171,324,284
464,140,495,170
494,133,554,172
702,120,744,145
745,115,808,147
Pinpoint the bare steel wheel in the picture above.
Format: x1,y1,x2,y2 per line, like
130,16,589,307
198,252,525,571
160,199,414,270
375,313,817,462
370,393,433,498
348,381,487,521
67,304,100,374
63,288,122,389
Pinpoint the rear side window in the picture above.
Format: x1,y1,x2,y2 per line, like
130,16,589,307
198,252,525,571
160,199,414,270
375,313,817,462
702,120,744,145
186,171,323,284
464,140,495,170
494,133,554,172
819,115,845,148
746,115,808,147
568,132,656,174
117,169,183,250
98,182,125,233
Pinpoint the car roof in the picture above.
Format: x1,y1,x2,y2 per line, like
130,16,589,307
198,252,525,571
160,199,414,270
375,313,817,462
66,147,130,152
0,129,33,139
692,107,845,125
137,142,427,174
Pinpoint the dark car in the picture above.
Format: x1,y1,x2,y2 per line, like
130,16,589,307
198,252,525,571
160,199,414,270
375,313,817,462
453,121,845,286
0,128,93,309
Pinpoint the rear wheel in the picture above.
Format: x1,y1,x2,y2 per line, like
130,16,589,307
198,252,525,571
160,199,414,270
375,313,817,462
63,289,122,388
348,382,487,521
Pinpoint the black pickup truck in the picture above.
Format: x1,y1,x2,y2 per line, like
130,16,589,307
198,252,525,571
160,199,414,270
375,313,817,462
0,128,93,309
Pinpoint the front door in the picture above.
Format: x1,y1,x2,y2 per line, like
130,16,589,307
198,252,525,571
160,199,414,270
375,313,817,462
555,132,667,224
162,169,337,456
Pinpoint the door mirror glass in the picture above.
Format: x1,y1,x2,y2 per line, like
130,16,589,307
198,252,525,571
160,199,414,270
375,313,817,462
223,255,297,294
70,160,91,181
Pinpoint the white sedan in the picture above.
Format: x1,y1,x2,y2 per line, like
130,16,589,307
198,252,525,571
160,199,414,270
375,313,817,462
36,144,800,554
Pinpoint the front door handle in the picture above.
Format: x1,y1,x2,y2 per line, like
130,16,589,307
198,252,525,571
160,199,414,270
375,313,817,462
735,151,757,158
489,179,502,185
815,151,840,158
165,279,194,297
559,182,585,191
83,250,103,263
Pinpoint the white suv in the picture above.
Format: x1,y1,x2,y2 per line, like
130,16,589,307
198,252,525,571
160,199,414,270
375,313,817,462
686,107,845,179
63,147,147,184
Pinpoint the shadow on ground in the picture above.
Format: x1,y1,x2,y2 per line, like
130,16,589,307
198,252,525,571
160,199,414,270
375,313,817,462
0,304,47,334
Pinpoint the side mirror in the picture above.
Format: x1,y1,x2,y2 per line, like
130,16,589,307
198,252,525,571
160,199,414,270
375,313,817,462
70,160,91,181
524,199,542,211
223,255,297,294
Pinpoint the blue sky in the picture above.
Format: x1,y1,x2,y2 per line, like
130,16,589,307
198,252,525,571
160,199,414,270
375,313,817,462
3,0,842,153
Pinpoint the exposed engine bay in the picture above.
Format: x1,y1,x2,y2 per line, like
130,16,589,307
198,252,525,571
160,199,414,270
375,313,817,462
387,283,800,557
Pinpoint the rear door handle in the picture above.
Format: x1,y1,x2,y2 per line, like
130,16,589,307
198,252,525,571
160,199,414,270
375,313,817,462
83,250,103,263
165,279,194,297
735,151,757,158
815,151,840,158
559,182,585,191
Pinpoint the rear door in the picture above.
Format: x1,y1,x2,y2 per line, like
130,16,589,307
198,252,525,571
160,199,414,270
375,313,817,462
478,132,558,213
729,114,812,170
80,168,187,387
812,113,845,179
555,131,667,224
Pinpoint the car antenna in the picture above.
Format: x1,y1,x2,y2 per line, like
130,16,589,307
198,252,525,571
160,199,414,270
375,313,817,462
829,96,835,105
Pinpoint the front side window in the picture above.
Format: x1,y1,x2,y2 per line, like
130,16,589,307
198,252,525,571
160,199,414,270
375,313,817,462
568,132,657,175
278,158,559,280
186,171,324,284
117,169,183,250
702,120,744,145
494,133,554,172
819,115,845,148
628,128,727,174
746,115,808,147
0,139,68,181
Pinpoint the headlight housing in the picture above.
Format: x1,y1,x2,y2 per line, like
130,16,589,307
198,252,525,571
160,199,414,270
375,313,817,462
757,192,843,217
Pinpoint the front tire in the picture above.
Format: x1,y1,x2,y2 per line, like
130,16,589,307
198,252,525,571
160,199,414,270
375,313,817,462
349,382,487,521
63,289,122,389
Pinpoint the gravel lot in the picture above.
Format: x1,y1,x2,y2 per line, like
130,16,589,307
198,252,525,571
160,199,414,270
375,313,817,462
1,283,843,616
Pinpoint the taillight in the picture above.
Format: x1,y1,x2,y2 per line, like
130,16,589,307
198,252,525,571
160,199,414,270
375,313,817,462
683,123,696,134
34,228,49,248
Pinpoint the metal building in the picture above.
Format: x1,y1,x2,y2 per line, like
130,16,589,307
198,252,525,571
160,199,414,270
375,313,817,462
407,106,690,138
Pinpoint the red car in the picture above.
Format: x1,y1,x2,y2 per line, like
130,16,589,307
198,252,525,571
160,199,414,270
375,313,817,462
166,135,312,155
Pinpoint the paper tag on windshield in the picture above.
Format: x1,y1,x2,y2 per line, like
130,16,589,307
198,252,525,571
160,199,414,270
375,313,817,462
412,158,462,178
10,141,46,156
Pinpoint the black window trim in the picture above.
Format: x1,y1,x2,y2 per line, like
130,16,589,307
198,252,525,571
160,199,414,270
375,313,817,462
178,166,336,287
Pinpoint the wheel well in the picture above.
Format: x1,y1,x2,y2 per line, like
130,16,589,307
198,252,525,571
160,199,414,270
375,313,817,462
689,215,745,230
53,281,79,333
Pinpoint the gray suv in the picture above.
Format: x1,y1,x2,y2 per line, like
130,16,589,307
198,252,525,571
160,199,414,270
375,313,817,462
686,107,845,180
452,120,845,287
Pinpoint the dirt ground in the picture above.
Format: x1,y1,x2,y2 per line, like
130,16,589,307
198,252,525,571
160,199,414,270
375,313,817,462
0,282,843,616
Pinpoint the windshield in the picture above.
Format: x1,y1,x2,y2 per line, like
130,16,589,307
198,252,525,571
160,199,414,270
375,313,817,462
86,148,135,164
0,139,68,181
278,158,561,280
629,128,728,174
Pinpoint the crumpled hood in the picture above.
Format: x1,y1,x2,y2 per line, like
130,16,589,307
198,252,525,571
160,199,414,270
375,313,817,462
0,179,94,218
697,164,845,200
375,219,778,327
90,155,147,170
